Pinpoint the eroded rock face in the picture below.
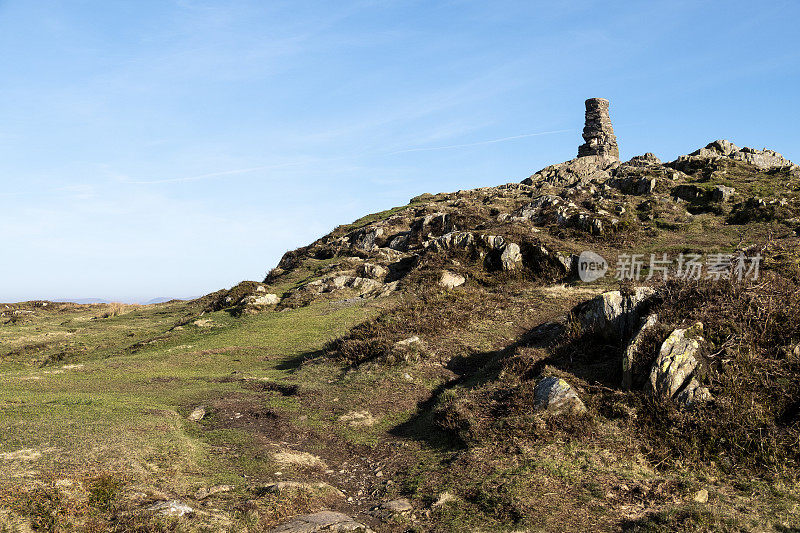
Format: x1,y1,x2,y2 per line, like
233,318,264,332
649,322,710,406
533,377,586,415
578,98,620,160
358,263,388,280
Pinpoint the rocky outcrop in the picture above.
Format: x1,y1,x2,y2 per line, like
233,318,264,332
533,377,586,415
511,192,619,236
243,293,280,307
574,288,655,341
522,156,619,187
358,263,388,280
578,98,620,160
672,139,798,171
425,231,477,253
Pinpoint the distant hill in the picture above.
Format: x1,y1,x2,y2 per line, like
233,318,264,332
142,297,178,305
59,298,111,304
49,297,191,305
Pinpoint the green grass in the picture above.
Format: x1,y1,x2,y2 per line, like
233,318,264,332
0,299,379,499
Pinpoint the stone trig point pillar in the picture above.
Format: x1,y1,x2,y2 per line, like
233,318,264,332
578,98,619,160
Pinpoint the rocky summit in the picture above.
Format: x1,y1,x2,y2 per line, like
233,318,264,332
215,98,798,316
2,100,800,532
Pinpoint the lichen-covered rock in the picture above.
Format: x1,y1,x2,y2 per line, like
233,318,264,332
574,287,655,341
649,322,710,406
478,235,523,270
533,377,586,415
500,242,522,270
188,406,206,421
412,212,453,240
675,377,712,407
425,231,476,253
346,226,384,251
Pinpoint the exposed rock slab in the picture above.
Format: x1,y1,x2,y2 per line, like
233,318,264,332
269,511,373,532
370,498,413,519
147,500,193,517
439,271,465,289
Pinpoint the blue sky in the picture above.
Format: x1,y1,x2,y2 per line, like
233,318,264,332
1,0,798,303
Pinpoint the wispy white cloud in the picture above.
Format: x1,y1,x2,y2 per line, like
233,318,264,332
386,129,574,155
113,161,307,185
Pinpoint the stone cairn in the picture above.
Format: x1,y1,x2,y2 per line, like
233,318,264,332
577,98,619,160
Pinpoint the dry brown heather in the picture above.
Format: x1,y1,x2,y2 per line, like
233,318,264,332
2,137,800,531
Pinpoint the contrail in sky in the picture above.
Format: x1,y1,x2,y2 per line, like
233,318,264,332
119,128,575,185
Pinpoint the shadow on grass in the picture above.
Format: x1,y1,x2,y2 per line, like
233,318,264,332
275,349,326,371
388,320,575,451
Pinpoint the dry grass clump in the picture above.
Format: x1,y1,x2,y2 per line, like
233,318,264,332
95,302,137,319
323,283,517,366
